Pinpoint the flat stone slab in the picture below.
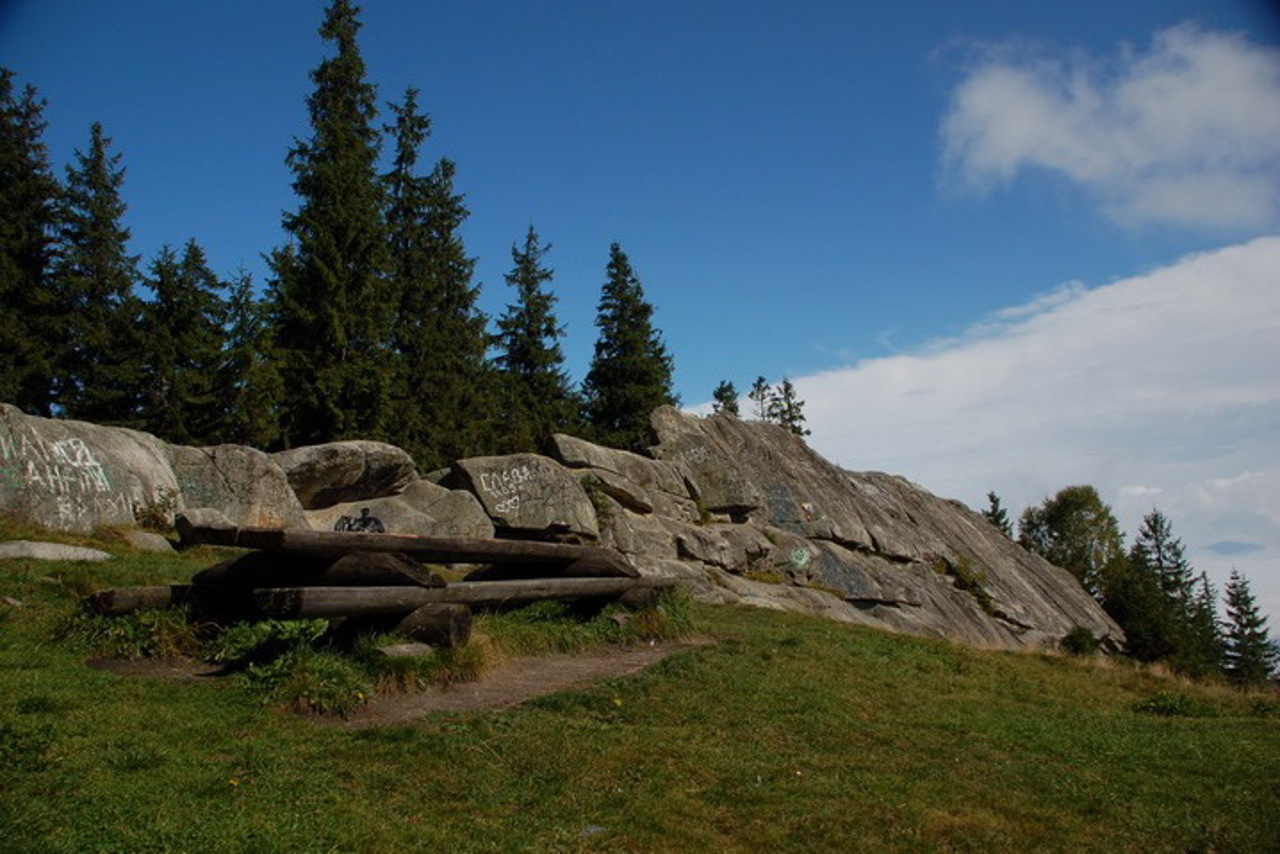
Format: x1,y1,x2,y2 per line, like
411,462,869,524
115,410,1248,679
0,540,112,562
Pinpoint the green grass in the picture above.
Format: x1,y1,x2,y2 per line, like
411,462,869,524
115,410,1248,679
2,532,1278,852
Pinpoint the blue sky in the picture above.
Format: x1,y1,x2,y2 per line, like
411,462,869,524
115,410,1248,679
4,1,1279,622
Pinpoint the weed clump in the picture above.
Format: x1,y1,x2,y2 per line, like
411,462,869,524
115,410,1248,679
56,607,204,660
1060,626,1101,656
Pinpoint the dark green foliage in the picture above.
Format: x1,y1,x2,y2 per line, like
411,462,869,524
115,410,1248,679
0,69,61,416
137,240,228,444
983,491,1013,537
1059,626,1100,656
270,0,392,447
1102,510,1223,676
766,377,810,437
1018,485,1125,597
1223,569,1277,685
493,225,579,450
218,271,284,448
52,121,145,424
1133,690,1218,718
582,242,675,451
711,380,740,416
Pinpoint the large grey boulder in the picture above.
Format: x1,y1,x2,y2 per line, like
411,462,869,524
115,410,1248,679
305,479,493,539
272,441,417,510
170,445,307,530
0,404,179,534
451,453,598,539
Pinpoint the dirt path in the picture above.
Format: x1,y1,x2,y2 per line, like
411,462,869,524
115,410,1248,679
90,637,714,726
339,638,712,727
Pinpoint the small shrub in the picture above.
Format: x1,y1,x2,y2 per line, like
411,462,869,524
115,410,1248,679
255,648,370,717
57,608,203,660
937,556,995,615
1133,690,1218,718
631,587,694,641
205,619,330,668
132,487,179,533
1060,626,1101,656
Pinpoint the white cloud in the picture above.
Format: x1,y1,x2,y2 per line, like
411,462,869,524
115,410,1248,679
943,23,1280,231
789,237,1280,623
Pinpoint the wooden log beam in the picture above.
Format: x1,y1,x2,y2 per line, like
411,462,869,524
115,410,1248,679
253,578,675,619
180,521,635,575
193,551,444,588
394,603,472,647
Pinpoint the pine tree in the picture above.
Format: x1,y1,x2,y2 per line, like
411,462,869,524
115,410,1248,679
138,240,228,443
582,242,675,451
52,121,144,424
220,271,283,448
0,69,61,415
712,380,739,416
1130,510,1193,601
983,491,1013,538
748,376,771,420
1223,570,1277,685
494,225,577,449
270,0,391,447
767,377,810,437
1179,572,1226,677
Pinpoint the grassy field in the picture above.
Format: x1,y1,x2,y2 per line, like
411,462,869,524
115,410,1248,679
2,529,1278,853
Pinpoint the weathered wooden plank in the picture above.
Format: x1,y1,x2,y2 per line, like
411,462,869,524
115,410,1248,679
181,522,631,570
253,578,675,619
192,550,444,588
463,553,638,582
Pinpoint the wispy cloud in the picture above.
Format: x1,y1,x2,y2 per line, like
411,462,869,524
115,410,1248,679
942,23,1280,232
784,237,1280,621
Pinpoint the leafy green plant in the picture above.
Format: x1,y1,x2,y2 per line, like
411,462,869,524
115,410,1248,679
132,486,180,533
937,556,995,615
56,607,203,660
1060,626,1101,656
248,647,370,717
205,619,329,668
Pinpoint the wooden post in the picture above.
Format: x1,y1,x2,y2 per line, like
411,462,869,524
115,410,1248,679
393,604,472,647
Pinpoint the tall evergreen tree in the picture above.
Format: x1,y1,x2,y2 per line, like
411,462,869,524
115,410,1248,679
983,491,1013,538
582,242,675,451
1018,485,1125,597
270,0,391,447
380,87,491,468
52,121,144,424
0,69,60,415
220,271,283,449
712,380,739,416
1223,570,1277,685
1180,572,1226,677
1130,510,1193,601
494,225,577,449
138,240,228,444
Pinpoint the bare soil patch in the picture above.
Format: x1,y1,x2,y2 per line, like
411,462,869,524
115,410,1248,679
86,637,714,725
339,637,713,727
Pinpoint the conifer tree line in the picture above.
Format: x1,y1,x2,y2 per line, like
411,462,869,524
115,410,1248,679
0,2,677,468
985,487,1278,685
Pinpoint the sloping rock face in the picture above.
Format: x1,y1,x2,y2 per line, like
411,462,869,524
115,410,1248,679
169,445,307,530
0,404,179,533
450,453,598,540
643,406,1123,648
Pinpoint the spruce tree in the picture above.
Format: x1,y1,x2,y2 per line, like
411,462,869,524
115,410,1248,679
1223,570,1277,685
494,225,577,449
220,271,284,448
767,377,810,437
52,121,144,424
582,242,675,451
138,240,228,444
712,380,739,416
1180,572,1226,677
983,491,1013,538
270,0,391,447
0,69,60,415
1130,510,1193,601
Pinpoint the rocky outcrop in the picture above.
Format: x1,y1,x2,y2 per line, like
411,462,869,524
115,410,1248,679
0,401,1122,651
170,445,307,530
272,441,417,509
0,404,179,534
